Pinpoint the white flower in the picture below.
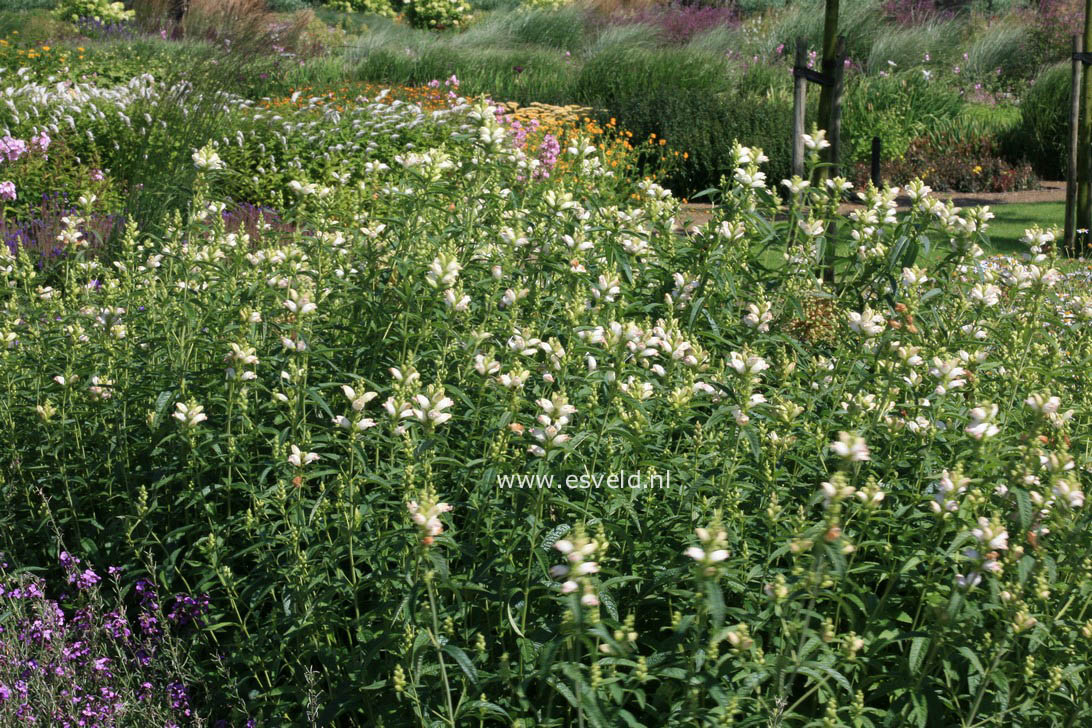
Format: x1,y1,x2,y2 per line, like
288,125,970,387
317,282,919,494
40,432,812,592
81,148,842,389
966,404,999,440
830,432,870,462
407,499,453,536
342,385,378,411
1052,479,1084,508
411,389,454,427
172,401,208,428
798,218,825,237
192,144,224,171
802,129,830,151
287,444,320,468
727,351,769,378
1025,393,1061,415
970,516,1008,550
847,308,885,337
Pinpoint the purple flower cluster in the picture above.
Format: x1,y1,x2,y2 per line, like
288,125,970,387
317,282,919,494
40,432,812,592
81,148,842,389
1,192,121,264
0,136,28,163
536,134,560,180
0,132,58,205
167,594,211,627
607,2,740,45
0,552,217,726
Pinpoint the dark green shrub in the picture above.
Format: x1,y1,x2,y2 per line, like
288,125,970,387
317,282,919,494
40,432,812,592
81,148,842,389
1011,62,1069,179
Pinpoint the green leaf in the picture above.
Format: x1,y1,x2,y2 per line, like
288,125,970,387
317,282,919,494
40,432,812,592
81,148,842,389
442,643,479,689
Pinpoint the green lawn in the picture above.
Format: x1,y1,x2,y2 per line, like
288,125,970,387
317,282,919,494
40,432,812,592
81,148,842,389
985,201,1064,253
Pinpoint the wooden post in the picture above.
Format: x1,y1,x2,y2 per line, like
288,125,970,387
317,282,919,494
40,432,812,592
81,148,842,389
829,35,846,178
792,37,808,179
871,136,882,188
1067,35,1082,252
815,0,840,184
1078,0,1092,238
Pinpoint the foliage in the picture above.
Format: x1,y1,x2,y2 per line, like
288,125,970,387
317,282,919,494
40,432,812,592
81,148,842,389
842,69,962,164
3,53,1090,725
606,2,741,45
53,0,134,24
324,0,397,17
1013,63,1069,180
858,128,1037,193
0,550,219,725
402,0,472,29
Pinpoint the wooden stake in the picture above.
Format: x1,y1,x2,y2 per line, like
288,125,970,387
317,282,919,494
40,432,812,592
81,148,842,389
1078,0,1092,239
1067,35,1082,252
792,37,808,179
815,0,840,184
829,35,846,179
871,136,882,188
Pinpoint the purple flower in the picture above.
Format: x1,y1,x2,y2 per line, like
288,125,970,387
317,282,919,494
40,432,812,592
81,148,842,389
90,168,104,182
0,181,15,201
31,132,50,152
167,593,210,626
0,684,10,702
0,136,27,162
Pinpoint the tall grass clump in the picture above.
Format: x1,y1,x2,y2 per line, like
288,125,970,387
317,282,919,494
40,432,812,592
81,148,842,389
963,16,1034,80
865,17,961,71
1013,62,1070,179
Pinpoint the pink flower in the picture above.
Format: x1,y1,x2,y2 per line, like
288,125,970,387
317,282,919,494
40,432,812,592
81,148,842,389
445,74,459,88
0,181,15,201
428,79,441,89
90,168,104,181
31,132,50,152
160,29,168,39
0,136,27,162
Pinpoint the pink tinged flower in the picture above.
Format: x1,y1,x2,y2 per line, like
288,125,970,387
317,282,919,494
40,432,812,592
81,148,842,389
0,181,14,201
561,580,578,594
0,136,27,162
580,593,599,607
90,168,104,181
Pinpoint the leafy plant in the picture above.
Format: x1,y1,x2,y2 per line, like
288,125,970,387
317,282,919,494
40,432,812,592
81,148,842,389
53,0,133,24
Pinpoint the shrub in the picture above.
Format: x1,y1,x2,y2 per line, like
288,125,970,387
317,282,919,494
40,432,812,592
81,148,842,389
325,0,396,15
857,129,1037,192
842,70,962,163
1012,62,1069,179
53,0,133,24
402,0,472,29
